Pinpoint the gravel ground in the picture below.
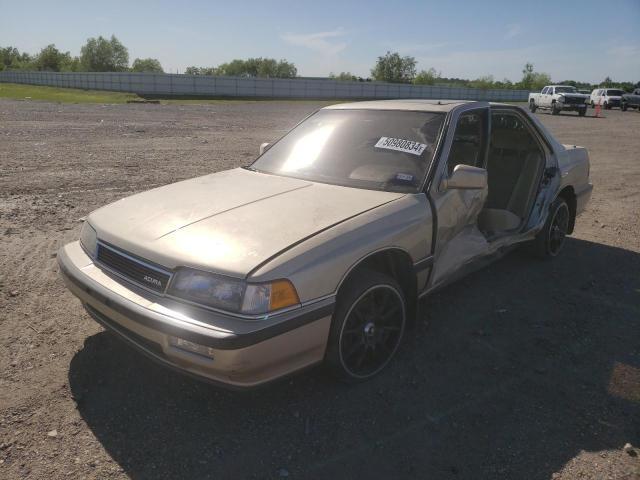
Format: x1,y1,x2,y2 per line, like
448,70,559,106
0,99,639,480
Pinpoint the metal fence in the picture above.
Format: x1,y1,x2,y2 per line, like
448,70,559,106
0,71,530,102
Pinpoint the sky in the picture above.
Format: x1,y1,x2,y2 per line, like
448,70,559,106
1,0,639,83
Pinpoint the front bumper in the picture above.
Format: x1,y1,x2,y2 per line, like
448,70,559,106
559,102,587,111
58,242,334,389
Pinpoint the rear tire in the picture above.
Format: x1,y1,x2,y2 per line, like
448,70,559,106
621,103,628,112
590,101,595,108
604,101,609,110
325,270,406,383
529,101,537,113
551,103,560,115
529,198,570,259
578,108,586,117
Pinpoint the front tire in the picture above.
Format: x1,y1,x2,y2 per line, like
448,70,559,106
326,271,406,383
621,103,628,112
530,198,570,258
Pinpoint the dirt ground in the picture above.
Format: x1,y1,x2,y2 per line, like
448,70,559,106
1,99,639,480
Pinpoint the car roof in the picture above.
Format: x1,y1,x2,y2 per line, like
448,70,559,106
323,99,481,113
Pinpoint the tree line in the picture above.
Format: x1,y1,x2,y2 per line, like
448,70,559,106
0,36,163,73
363,52,638,92
2,40,637,91
185,59,296,78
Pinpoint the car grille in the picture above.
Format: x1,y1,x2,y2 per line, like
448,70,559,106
565,96,586,105
96,242,172,293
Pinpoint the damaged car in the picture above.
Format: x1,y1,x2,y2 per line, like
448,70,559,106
58,100,592,388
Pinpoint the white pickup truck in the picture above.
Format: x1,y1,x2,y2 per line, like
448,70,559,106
528,85,589,116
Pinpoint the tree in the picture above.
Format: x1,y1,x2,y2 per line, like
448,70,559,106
34,44,75,72
413,68,440,85
185,66,218,75
519,62,551,91
80,35,129,72
216,58,296,78
274,59,297,78
131,58,164,73
601,76,614,88
187,58,297,78
1,46,33,70
371,51,416,83
329,71,357,81
469,75,495,89
59,55,81,72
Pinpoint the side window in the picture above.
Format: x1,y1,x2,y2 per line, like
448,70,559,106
541,87,548,94
487,110,546,217
448,110,487,174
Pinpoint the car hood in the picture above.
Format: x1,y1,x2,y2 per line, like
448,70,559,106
88,168,404,277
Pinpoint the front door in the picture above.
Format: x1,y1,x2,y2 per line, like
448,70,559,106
428,106,490,288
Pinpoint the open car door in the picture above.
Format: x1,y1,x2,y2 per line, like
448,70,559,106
427,105,491,289
425,104,560,291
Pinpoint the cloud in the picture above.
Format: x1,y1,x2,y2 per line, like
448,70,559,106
504,23,523,40
281,29,347,57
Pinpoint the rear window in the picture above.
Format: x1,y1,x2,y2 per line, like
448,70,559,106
251,109,445,193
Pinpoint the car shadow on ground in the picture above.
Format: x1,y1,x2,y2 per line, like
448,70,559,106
68,237,640,479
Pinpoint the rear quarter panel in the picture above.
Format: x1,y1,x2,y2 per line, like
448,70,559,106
558,145,590,193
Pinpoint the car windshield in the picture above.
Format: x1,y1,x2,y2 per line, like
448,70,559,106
250,109,445,193
555,86,577,93
607,89,624,96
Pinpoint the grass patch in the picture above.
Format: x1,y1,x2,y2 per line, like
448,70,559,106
0,83,142,104
0,83,346,105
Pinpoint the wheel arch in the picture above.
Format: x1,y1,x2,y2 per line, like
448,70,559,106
337,248,418,324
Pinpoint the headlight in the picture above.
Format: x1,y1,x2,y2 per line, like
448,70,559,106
79,222,97,258
167,268,300,316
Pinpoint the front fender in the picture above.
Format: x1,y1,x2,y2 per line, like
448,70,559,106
248,194,433,303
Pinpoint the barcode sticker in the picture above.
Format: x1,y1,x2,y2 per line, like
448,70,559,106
375,137,427,156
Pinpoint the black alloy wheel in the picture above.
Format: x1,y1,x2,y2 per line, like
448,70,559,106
547,201,570,256
528,197,571,259
326,271,406,382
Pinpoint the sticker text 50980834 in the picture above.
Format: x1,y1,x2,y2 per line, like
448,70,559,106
374,137,428,156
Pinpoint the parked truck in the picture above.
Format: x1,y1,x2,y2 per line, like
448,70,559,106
621,89,640,111
528,85,589,116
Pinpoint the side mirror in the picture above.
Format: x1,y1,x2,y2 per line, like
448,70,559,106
259,142,271,155
441,164,488,190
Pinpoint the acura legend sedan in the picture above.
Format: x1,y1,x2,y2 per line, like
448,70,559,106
58,100,592,388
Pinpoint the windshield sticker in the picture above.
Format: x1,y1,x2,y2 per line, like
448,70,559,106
394,173,415,183
375,137,427,156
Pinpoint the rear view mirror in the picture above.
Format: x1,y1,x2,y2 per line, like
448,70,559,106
259,142,271,155
442,164,487,190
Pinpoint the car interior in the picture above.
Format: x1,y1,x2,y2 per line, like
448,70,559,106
448,109,546,239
